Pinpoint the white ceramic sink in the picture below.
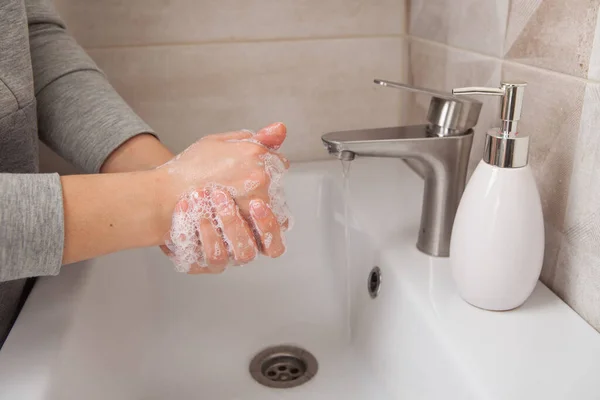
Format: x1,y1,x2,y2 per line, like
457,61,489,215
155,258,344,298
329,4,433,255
1,159,599,400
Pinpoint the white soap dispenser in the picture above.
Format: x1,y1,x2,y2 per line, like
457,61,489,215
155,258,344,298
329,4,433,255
449,82,544,311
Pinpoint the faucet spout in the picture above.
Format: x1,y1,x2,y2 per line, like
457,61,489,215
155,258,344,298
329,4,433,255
323,125,448,158
322,125,473,257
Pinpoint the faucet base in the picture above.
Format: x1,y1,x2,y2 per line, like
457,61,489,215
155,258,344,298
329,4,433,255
322,125,474,258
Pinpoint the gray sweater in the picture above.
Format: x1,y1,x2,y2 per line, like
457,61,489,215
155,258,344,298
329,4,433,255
0,0,153,346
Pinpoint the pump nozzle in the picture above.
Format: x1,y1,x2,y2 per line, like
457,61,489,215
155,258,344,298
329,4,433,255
453,82,527,137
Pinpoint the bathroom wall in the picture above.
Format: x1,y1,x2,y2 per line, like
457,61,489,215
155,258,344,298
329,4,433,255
41,0,409,173
407,0,600,330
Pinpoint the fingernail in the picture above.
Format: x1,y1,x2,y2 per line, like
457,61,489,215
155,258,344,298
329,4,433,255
264,124,278,135
212,190,228,206
250,200,268,219
175,199,189,213
212,190,233,215
260,122,285,136
270,122,285,130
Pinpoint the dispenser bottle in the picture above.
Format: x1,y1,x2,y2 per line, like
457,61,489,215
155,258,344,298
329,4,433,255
450,82,544,311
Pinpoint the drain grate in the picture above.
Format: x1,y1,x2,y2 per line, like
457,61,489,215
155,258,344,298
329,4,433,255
368,266,382,298
249,345,318,389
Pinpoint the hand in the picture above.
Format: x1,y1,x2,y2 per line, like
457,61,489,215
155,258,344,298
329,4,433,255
155,123,291,274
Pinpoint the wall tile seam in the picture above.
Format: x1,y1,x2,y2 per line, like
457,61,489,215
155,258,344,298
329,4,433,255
407,35,600,87
76,31,600,86
79,33,406,52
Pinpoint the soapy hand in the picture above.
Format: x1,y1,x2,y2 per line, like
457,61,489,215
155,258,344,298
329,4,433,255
156,123,291,274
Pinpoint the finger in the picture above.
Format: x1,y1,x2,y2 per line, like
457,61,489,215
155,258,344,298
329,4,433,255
236,192,291,233
160,244,174,258
188,262,225,274
282,154,290,169
239,166,270,200
188,263,210,274
211,189,258,265
167,197,207,273
263,197,292,232
280,204,293,231
208,127,290,169
249,199,286,258
253,122,286,150
261,151,290,176
206,130,254,142
258,152,292,229
237,160,292,230
256,150,290,170
272,152,290,170
198,212,229,270
184,190,228,274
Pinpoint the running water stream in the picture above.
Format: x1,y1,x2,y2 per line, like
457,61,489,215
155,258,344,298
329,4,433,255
341,159,352,343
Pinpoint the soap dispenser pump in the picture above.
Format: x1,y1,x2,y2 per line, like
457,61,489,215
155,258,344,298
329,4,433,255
449,82,544,311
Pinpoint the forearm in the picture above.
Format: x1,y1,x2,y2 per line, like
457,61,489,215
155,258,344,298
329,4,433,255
60,170,172,264
100,134,174,173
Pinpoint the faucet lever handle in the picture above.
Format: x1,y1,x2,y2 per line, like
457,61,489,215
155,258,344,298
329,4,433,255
374,78,483,136
375,79,458,101
452,87,505,96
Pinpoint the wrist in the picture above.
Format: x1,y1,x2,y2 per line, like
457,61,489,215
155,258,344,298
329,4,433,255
61,170,177,263
147,168,182,246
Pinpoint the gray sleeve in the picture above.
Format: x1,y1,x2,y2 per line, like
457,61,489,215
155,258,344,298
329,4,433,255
0,173,63,281
26,0,155,173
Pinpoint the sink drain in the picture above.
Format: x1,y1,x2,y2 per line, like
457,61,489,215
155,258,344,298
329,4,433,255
368,266,382,298
249,345,318,389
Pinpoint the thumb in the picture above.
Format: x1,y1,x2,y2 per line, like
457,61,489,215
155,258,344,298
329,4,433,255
253,122,287,150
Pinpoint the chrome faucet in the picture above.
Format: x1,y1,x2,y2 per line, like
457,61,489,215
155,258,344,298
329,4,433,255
322,79,483,257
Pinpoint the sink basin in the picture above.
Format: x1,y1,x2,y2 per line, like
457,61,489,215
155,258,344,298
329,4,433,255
1,159,599,400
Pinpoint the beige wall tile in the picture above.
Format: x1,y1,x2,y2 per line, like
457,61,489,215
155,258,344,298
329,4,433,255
502,62,587,299
564,84,600,253
587,7,600,80
553,242,600,330
408,38,502,175
550,83,600,330
54,0,405,48
505,0,600,78
409,0,509,57
87,38,408,161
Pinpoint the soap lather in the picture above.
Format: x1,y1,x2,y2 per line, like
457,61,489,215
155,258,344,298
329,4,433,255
450,82,545,311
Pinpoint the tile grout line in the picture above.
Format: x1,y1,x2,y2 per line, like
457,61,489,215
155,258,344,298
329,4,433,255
407,35,600,86
82,31,600,86
82,33,405,51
